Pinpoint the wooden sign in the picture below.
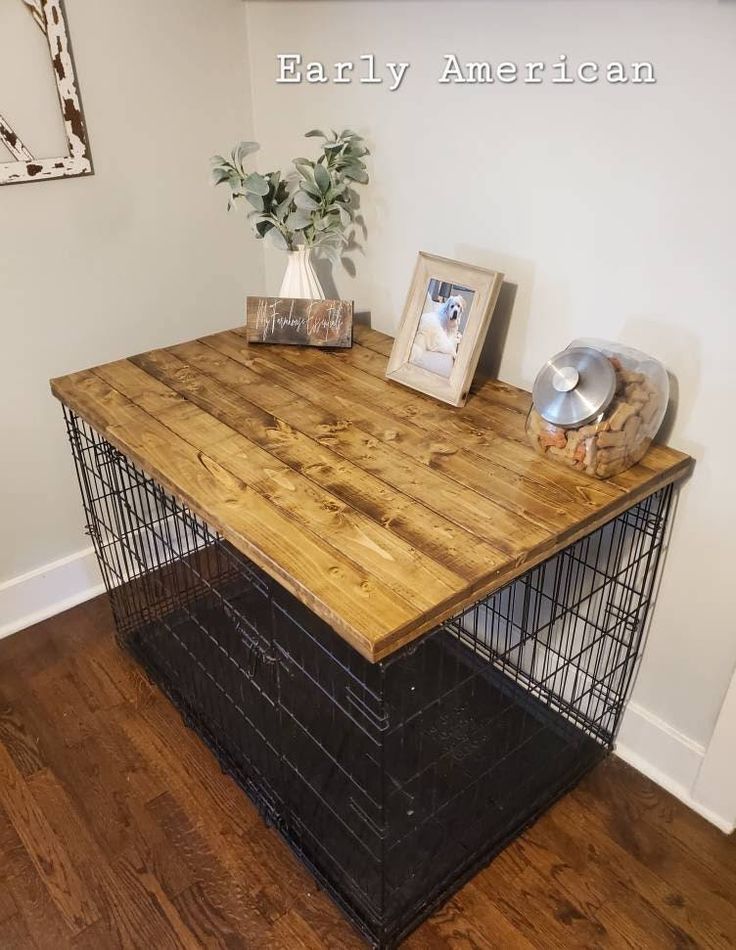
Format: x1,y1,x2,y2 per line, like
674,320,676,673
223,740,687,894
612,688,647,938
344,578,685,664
246,297,353,348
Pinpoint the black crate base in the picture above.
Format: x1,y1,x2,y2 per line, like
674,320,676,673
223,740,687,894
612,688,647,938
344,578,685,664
121,603,606,949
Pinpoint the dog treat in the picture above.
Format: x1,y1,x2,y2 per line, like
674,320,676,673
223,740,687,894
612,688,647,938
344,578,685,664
623,412,641,442
608,401,639,432
597,429,627,448
526,340,668,479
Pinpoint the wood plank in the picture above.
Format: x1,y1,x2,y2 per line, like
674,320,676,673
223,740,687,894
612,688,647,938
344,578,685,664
18,733,202,950
51,325,693,661
123,702,264,844
0,742,99,935
0,800,72,948
52,369,420,660
523,811,713,948
553,792,736,947
220,330,623,510
108,846,198,949
0,879,17,927
582,757,736,884
137,342,505,582
352,324,394,356
409,888,537,949
332,330,668,470
94,357,466,613
208,333,631,525
356,324,534,414
170,882,250,949
566,777,736,942
278,328,690,485
343,329,689,493
190,336,551,557
28,667,96,748
0,703,44,778
474,843,612,949
3,666,185,901
0,914,37,950
297,335,692,509
218,336,617,530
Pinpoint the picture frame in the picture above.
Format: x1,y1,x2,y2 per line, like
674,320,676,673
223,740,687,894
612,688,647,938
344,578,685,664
246,296,353,348
385,252,504,406
0,0,92,186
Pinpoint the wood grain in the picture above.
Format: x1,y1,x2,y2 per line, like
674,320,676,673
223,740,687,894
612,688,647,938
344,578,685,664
0,742,98,935
51,326,693,662
1,599,734,950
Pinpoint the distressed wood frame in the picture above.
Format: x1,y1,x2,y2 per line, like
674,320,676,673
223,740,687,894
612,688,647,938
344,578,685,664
386,252,504,407
0,0,92,185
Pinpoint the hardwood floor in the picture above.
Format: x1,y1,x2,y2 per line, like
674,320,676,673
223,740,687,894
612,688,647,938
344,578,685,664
0,596,734,949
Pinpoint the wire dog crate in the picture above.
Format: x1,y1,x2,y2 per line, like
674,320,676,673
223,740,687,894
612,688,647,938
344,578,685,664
64,406,674,948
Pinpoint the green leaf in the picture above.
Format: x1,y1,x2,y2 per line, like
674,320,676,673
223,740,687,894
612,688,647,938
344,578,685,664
244,172,269,196
314,163,331,194
344,166,369,184
246,193,264,212
286,209,312,231
301,179,322,199
210,154,227,166
210,167,231,186
227,168,243,187
326,182,347,201
276,194,293,219
293,160,315,181
293,189,319,211
255,220,274,238
269,228,289,250
305,129,326,138
236,141,260,164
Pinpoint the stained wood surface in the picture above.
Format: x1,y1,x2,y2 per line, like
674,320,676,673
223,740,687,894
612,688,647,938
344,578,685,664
1,598,734,949
50,325,693,661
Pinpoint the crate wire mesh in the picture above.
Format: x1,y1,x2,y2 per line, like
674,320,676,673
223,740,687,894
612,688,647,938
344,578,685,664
63,407,674,948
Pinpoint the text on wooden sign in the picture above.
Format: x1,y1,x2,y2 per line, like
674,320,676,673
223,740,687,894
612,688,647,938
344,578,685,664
246,297,353,348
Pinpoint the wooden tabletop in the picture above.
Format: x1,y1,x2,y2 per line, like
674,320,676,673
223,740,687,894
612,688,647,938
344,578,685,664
51,325,693,662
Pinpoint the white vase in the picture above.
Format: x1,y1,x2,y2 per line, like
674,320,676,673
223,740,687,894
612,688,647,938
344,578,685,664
279,246,325,300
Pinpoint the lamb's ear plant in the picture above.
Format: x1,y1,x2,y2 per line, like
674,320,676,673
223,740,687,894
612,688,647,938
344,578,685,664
210,129,369,258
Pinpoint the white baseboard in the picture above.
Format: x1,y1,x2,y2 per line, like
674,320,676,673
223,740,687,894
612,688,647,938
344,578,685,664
0,546,104,640
616,701,734,834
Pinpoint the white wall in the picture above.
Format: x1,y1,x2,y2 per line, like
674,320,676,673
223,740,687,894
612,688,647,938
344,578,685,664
0,0,263,622
243,0,736,819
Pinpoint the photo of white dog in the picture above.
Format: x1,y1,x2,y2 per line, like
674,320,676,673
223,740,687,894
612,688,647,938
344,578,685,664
409,283,474,377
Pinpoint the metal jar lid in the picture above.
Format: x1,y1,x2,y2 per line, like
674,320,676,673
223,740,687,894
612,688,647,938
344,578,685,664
532,346,616,427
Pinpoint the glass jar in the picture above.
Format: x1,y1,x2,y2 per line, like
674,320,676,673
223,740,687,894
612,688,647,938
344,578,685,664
526,339,669,479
